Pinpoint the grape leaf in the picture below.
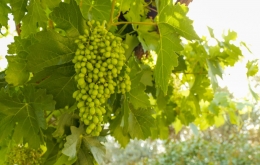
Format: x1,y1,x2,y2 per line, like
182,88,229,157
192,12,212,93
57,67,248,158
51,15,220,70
223,30,237,42
190,74,211,101
121,0,145,22
62,126,83,159
54,154,77,165
10,0,28,24
21,0,48,38
223,44,242,66
50,0,84,38
246,60,258,77
61,125,105,164
156,1,199,40
0,1,11,28
31,63,77,109
207,26,215,38
8,36,34,54
75,148,94,165
154,0,199,94
173,55,187,72
110,114,130,147
82,136,106,165
207,59,223,90
75,0,111,23
5,52,30,86
0,85,55,148
134,19,160,51
128,106,155,139
124,34,139,59
154,24,180,93
0,71,7,89
27,30,77,73
249,83,259,101
140,69,153,86
52,112,76,137
128,57,150,109
42,0,61,9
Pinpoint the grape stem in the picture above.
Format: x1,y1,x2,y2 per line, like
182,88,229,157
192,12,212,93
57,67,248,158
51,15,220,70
108,0,117,29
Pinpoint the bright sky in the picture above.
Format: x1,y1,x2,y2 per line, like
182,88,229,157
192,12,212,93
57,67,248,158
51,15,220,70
0,0,259,99
188,0,260,100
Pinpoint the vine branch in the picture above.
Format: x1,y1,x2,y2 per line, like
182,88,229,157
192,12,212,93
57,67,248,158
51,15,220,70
108,0,117,29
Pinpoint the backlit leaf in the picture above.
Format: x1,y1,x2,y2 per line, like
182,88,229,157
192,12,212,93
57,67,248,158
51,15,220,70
50,0,84,38
21,0,48,38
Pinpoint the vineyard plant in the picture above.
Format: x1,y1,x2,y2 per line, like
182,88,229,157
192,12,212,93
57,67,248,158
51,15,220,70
0,0,257,164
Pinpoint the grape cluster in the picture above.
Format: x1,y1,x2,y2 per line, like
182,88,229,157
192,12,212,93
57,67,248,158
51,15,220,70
5,146,42,165
72,20,131,136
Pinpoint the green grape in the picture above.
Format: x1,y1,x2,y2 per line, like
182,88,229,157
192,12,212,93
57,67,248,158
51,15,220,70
93,116,99,124
90,107,95,115
78,78,85,86
73,20,131,136
6,145,42,165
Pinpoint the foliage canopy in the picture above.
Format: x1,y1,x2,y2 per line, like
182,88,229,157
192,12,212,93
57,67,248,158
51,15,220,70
0,0,257,164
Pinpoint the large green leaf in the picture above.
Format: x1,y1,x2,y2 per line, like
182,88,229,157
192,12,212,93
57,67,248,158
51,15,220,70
5,36,35,86
82,136,106,165
0,85,55,148
154,0,199,94
154,23,180,93
124,34,139,59
0,1,11,28
75,0,111,23
27,30,77,73
121,0,145,22
30,63,77,109
50,0,84,38
21,0,48,38
134,19,160,51
128,58,150,109
0,71,7,89
128,106,155,139
10,0,28,24
5,52,30,86
60,125,105,164
62,126,83,160
110,114,130,147
43,0,61,9
156,0,199,40
207,59,223,90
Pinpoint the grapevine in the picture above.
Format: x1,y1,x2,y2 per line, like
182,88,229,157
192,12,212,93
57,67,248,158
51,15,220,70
72,20,131,136
0,0,255,164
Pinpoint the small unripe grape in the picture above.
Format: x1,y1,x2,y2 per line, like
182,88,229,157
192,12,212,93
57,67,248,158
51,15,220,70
77,101,85,108
86,127,92,134
78,78,85,86
93,116,99,124
90,107,95,115
84,119,90,125
89,123,96,130
78,44,84,49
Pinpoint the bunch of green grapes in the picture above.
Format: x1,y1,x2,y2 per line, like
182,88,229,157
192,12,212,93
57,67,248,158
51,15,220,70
5,146,42,165
72,20,131,136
